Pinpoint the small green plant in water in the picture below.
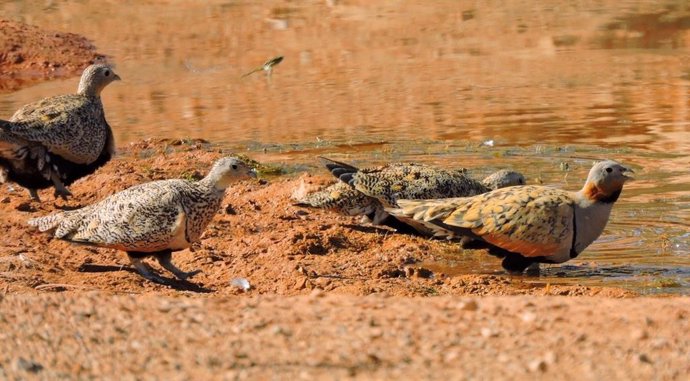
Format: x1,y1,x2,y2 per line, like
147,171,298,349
647,277,682,288
234,154,285,176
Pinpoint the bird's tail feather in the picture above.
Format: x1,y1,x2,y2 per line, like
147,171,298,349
28,213,65,233
386,198,479,240
318,157,359,186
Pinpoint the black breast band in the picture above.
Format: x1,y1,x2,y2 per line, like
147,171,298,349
570,204,578,258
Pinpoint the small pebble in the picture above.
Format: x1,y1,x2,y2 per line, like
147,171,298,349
521,312,537,323
458,300,479,311
528,359,547,372
480,327,498,338
637,353,652,364
631,329,648,340
230,278,251,292
15,358,43,373
544,351,557,364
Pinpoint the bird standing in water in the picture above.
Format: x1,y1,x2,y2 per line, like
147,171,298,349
387,160,633,273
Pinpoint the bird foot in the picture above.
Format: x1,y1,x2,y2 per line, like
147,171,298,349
139,272,169,285
524,263,541,276
155,252,201,281
53,187,72,200
458,236,474,249
50,171,72,200
129,256,168,284
172,269,202,281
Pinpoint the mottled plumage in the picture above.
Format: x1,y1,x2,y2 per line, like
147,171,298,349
0,63,120,201
295,158,525,234
28,157,257,283
295,180,379,218
387,160,633,273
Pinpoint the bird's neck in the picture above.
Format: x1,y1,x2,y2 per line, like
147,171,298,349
580,182,622,204
198,173,230,193
77,82,102,97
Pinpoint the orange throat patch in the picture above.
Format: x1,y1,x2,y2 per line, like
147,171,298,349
582,182,621,204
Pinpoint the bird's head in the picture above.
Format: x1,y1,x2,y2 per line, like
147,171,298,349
481,169,526,190
582,160,633,203
77,63,121,96
205,157,257,190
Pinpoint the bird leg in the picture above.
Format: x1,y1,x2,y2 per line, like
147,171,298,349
501,253,541,275
28,188,41,202
525,262,541,275
155,251,201,281
127,255,168,284
50,171,72,199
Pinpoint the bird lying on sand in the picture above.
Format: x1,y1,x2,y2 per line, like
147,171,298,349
295,157,525,235
0,63,120,201
386,160,633,273
28,157,257,284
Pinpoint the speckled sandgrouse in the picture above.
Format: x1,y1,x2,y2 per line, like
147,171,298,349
29,157,257,284
296,157,525,234
0,63,120,201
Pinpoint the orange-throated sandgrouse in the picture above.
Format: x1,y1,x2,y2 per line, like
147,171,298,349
387,160,633,273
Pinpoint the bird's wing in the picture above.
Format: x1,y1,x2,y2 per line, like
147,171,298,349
395,186,575,257
62,180,190,251
294,182,377,216
354,164,477,207
6,95,102,163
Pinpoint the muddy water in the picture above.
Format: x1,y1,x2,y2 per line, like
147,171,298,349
1,0,689,293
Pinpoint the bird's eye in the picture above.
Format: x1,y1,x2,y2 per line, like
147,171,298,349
104,70,110,77
605,167,613,173
232,164,238,170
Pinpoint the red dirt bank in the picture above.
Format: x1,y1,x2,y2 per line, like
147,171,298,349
0,19,105,93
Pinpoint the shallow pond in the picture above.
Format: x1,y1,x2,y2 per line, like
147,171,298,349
1,0,689,294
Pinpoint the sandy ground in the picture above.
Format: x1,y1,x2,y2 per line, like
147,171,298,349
1,293,688,380
0,19,104,93
0,139,637,298
2,139,688,380
0,21,688,380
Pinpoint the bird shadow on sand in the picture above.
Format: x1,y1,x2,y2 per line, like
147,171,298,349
77,264,214,293
54,203,85,211
342,224,394,235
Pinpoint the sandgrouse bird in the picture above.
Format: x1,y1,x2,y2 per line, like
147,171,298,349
387,160,633,273
0,63,120,201
295,157,525,234
28,157,257,284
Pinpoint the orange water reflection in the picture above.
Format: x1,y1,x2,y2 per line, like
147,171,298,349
1,0,688,152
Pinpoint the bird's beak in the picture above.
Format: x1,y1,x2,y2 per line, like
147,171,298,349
113,74,122,81
248,169,258,179
622,167,635,180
